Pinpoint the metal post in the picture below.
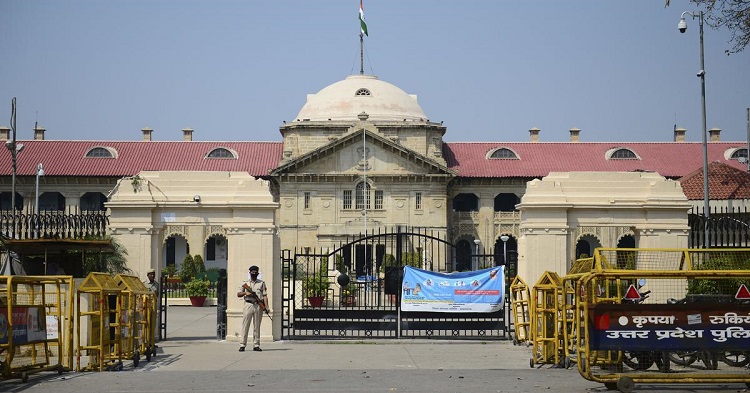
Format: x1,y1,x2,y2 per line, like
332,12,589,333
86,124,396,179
679,10,710,247
360,33,364,75
9,98,18,238
500,235,509,266
35,163,44,238
746,107,749,173
473,239,480,270
698,11,710,248
358,112,369,275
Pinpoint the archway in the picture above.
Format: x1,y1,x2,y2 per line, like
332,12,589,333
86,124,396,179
81,192,107,211
455,239,473,271
616,234,637,269
206,234,228,271
494,193,519,212
452,193,478,212
164,234,189,272
575,234,601,259
617,235,636,248
0,192,23,211
38,192,65,211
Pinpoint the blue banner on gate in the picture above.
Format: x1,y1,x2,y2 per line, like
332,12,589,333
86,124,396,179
401,266,504,313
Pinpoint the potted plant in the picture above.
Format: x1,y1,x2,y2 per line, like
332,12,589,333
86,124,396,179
340,285,358,306
303,258,330,307
185,278,210,307
162,264,180,286
303,272,330,307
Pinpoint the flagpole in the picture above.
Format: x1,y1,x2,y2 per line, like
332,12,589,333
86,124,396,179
359,0,367,75
360,33,364,75
358,112,369,276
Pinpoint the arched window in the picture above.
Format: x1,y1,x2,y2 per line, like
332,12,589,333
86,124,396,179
85,147,115,158
0,192,23,211
452,193,479,212
494,193,520,212
81,192,107,211
731,148,748,160
207,147,236,159
355,182,371,210
39,192,65,212
355,88,371,96
610,148,638,159
489,148,518,159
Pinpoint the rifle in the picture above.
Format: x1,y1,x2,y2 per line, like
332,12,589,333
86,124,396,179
242,283,272,320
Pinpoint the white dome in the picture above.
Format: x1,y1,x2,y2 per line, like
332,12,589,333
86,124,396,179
294,75,427,122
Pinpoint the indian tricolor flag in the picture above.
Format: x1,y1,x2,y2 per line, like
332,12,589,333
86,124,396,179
359,0,368,36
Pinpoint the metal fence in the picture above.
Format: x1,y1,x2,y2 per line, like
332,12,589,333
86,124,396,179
689,206,750,248
0,209,108,240
281,226,509,340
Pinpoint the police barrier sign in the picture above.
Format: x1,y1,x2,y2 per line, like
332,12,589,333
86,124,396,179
589,303,750,351
0,306,48,345
401,266,504,313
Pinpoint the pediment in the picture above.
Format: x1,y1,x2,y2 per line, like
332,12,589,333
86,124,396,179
270,131,454,177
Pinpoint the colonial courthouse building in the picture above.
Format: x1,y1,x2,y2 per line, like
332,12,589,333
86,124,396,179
2,73,750,341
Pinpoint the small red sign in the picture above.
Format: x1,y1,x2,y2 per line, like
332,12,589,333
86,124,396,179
735,284,750,300
595,314,610,330
624,284,641,300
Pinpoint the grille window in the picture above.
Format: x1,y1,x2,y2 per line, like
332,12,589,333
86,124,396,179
207,148,236,158
489,148,517,159
85,147,114,158
611,148,637,159
343,190,352,209
374,190,383,210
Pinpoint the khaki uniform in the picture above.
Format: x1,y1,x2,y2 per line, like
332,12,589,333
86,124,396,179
239,278,266,349
143,278,160,342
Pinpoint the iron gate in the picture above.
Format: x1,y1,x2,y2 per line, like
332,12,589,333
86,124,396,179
280,226,509,340
689,205,750,248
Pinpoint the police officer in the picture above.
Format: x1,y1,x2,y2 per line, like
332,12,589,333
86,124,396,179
237,265,268,352
143,268,160,343
143,269,159,293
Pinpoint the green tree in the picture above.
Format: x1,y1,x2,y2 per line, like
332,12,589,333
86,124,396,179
179,254,197,283
688,255,747,295
303,257,330,297
82,236,131,275
668,0,750,54
192,254,207,279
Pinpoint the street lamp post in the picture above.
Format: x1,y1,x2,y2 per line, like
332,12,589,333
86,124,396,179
678,10,710,247
473,239,481,270
5,97,24,238
500,235,509,266
35,163,44,238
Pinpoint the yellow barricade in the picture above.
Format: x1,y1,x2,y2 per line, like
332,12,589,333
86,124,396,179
509,276,531,345
0,275,74,382
530,271,565,367
76,272,123,371
559,257,598,369
573,248,750,393
115,274,154,367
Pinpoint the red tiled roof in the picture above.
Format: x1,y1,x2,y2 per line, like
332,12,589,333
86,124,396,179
443,142,748,179
2,140,748,189
679,161,750,200
0,141,282,177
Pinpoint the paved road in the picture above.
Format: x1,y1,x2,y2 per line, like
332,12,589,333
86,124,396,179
1,307,747,392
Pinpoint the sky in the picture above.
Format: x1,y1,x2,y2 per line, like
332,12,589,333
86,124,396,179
1,1,749,143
